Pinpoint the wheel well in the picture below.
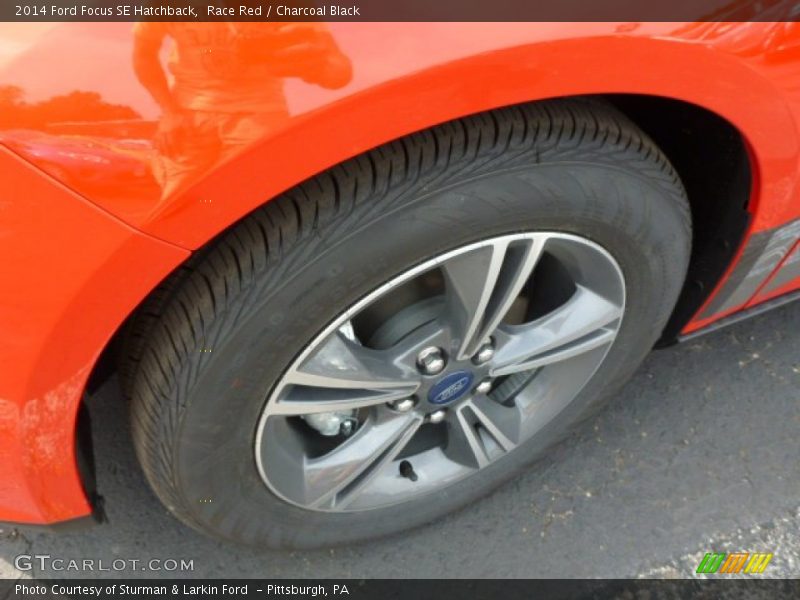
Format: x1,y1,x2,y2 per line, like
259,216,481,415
604,94,752,344
88,93,752,396
79,94,753,515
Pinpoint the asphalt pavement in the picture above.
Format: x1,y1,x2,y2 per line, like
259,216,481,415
1,301,798,579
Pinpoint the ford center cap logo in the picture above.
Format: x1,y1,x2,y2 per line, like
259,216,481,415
428,371,474,405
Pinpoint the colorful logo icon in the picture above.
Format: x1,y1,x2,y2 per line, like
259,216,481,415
696,552,773,574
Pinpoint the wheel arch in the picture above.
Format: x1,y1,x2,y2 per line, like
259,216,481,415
119,34,793,338
97,91,753,396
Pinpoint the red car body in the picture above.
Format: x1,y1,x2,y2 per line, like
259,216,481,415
1,20,800,526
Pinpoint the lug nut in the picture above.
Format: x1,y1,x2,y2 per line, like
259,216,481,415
388,397,417,413
417,346,446,375
472,340,495,365
339,419,357,437
474,378,493,395
427,409,447,424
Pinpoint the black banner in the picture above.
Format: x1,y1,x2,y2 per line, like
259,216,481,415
3,580,800,600
3,0,800,22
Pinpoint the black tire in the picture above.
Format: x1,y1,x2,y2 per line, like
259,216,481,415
127,99,691,548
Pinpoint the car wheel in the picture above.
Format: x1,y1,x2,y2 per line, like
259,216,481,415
127,99,691,548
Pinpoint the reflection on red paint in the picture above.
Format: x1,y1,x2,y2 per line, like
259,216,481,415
132,22,351,198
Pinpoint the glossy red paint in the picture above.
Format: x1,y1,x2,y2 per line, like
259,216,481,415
1,20,800,524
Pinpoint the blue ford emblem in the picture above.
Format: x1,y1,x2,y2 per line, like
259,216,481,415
428,371,474,405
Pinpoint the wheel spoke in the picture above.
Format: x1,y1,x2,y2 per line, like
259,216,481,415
446,397,520,468
271,331,419,415
442,236,546,361
303,413,423,509
490,285,622,377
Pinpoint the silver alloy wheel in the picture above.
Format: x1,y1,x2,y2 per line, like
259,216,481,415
255,232,625,512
